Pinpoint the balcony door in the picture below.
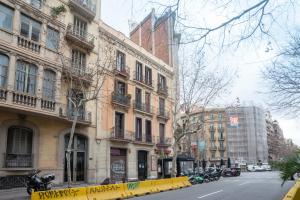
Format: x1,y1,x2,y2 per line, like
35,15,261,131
68,89,85,120
136,62,143,81
74,17,87,37
159,123,165,143
115,112,124,138
135,117,142,141
145,92,151,112
64,134,87,182
135,88,142,109
159,98,165,114
145,120,152,142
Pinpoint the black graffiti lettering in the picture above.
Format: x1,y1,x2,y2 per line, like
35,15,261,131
88,184,121,194
36,188,80,200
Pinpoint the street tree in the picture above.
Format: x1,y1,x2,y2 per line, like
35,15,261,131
54,33,114,186
171,51,232,177
264,35,300,116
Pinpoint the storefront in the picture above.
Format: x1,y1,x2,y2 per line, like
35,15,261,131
110,148,127,183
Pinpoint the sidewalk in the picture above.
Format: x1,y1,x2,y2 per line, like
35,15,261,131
0,188,29,200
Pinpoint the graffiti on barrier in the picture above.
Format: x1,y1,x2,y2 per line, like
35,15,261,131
127,182,140,190
88,184,121,194
37,188,80,200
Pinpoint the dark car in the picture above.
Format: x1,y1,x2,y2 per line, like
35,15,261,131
222,167,241,177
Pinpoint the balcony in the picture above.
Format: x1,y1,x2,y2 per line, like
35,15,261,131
17,35,41,53
12,92,37,108
4,154,33,168
114,66,130,79
133,71,153,89
62,57,93,83
58,105,91,125
41,99,56,112
109,127,133,143
157,108,170,121
68,0,96,21
218,146,226,151
209,127,216,132
0,88,7,101
111,92,131,110
156,136,172,147
210,146,217,151
210,137,216,141
218,136,225,141
133,101,153,116
157,84,168,96
218,127,224,132
66,24,95,51
133,134,155,146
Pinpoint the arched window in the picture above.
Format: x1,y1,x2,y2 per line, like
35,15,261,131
6,126,33,168
0,53,8,87
43,69,56,100
15,60,37,95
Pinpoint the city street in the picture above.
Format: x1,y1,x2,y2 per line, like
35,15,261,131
133,171,295,200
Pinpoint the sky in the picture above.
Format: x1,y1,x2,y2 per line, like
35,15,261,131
101,0,300,145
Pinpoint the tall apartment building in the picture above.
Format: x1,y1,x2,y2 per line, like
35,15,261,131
180,108,228,167
226,106,268,165
266,112,285,161
0,0,175,187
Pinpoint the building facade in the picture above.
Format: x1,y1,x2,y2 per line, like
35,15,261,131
226,106,268,165
0,0,175,188
180,108,228,167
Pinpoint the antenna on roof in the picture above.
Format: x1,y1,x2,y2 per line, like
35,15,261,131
128,0,138,32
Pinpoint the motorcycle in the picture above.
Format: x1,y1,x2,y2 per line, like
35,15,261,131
188,173,204,185
26,169,55,195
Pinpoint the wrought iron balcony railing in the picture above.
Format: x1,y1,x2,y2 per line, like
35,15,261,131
111,92,131,107
4,154,33,168
110,127,133,141
157,84,168,96
133,71,153,88
133,101,153,114
59,105,91,124
157,108,170,120
66,24,95,51
156,136,172,146
114,66,130,78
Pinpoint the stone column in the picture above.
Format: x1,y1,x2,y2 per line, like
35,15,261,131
36,64,44,109
13,5,20,44
6,54,16,103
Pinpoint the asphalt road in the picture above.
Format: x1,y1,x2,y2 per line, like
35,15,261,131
133,171,295,200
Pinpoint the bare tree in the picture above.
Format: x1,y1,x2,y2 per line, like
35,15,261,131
264,34,300,116
54,30,114,186
171,51,233,177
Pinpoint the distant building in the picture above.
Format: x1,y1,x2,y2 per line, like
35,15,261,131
226,106,268,165
266,112,285,161
179,108,228,167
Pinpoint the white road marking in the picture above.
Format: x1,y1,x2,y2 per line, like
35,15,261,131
239,182,250,186
197,190,223,199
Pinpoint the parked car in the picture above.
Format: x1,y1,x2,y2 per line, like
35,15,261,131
222,167,241,177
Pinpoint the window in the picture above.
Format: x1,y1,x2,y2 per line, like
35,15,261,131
135,117,142,141
72,49,86,72
145,92,151,112
218,113,222,121
211,152,215,159
115,80,126,95
115,112,124,137
0,54,8,87
116,51,125,71
46,27,59,50
210,131,214,139
159,123,165,143
145,66,152,86
0,3,13,31
135,61,143,81
145,120,152,142
210,113,214,120
135,87,142,109
43,70,56,100
158,74,166,88
220,141,224,148
30,0,42,9
74,17,87,38
159,97,165,114
20,14,41,42
6,126,33,168
220,152,224,158
15,60,37,95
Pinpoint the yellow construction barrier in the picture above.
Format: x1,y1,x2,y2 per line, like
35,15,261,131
31,177,191,200
86,183,127,200
172,176,191,188
282,180,300,200
31,187,88,200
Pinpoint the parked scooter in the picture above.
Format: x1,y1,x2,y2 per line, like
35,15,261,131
188,173,204,185
26,169,55,195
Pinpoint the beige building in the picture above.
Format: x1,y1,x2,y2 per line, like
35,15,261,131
0,0,175,188
180,108,228,167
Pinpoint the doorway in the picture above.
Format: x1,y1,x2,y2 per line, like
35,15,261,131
64,134,87,182
138,150,148,180
110,148,127,183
